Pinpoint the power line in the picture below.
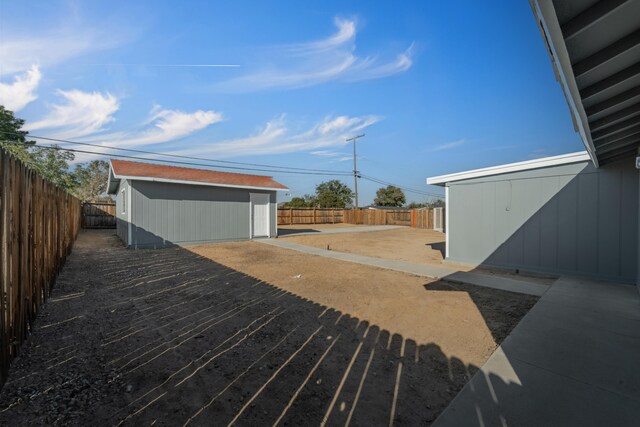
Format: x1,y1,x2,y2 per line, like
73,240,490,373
0,140,353,177
0,130,352,175
360,174,444,198
360,174,433,194
0,132,444,196
364,177,442,198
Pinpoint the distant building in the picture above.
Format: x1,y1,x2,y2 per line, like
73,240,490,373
106,160,288,248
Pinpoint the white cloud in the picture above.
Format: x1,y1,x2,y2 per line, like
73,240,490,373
218,17,414,91
0,29,130,75
173,114,381,157
0,65,42,112
317,116,365,134
431,139,465,151
27,89,120,138
85,106,224,148
310,150,341,157
347,44,415,82
25,89,222,154
288,18,356,53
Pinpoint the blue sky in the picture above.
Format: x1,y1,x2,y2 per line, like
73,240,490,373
0,0,584,204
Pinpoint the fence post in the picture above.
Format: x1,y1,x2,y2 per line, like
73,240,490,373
289,207,293,225
313,207,317,224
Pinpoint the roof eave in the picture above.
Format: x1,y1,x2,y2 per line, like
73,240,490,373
111,173,289,192
426,151,591,185
106,161,120,194
529,0,599,167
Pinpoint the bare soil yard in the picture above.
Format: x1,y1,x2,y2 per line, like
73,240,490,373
0,230,537,426
281,227,556,285
282,227,447,265
279,224,366,230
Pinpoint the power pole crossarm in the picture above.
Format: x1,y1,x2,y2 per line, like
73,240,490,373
346,134,365,209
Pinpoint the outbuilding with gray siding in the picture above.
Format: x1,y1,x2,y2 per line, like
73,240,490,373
428,0,640,288
107,160,288,248
428,152,638,283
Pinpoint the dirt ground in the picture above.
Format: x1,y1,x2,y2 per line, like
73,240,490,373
279,224,367,230
282,227,447,265
0,230,537,426
281,227,556,285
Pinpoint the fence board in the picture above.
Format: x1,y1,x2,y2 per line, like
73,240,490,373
277,207,444,229
82,202,116,229
413,209,434,229
0,149,81,388
277,208,343,225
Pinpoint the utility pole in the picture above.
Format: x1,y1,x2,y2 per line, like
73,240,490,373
346,134,365,209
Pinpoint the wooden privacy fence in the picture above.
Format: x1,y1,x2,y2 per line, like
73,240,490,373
278,207,445,229
342,209,413,226
82,202,116,229
412,209,434,229
277,207,343,225
0,149,81,387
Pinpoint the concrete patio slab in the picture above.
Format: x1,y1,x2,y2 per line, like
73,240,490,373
434,276,640,427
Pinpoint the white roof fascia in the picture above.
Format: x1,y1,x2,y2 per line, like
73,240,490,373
111,173,289,192
529,0,599,166
106,162,119,194
426,151,590,186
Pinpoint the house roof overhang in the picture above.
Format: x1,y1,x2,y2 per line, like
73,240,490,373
106,160,290,194
426,151,590,186
530,0,640,166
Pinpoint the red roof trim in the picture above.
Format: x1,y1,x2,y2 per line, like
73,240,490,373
110,160,288,190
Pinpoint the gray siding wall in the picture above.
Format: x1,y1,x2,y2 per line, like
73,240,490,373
115,179,129,245
129,180,277,248
447,159,639,283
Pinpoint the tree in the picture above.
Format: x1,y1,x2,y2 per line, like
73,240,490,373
30,146,77,190
428,199,445,208
406,201,426,209
314,190,344,208
314,180,354,208
0,107,78,190
284,196,309,208
0,106,36,164
73,160,110,201
407,199,445,209
373,185,406,207
282,194,316,207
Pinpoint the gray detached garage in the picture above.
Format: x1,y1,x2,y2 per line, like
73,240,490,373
106,160,288,248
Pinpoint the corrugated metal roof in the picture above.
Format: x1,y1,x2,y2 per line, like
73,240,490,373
108,160,288,191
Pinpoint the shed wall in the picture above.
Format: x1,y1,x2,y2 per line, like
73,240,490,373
447,159,639,283
115,179,129,245
129,180,277,248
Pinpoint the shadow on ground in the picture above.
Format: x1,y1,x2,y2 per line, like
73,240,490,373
0,230,533,426
277,228,322,236
427,242,446,259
